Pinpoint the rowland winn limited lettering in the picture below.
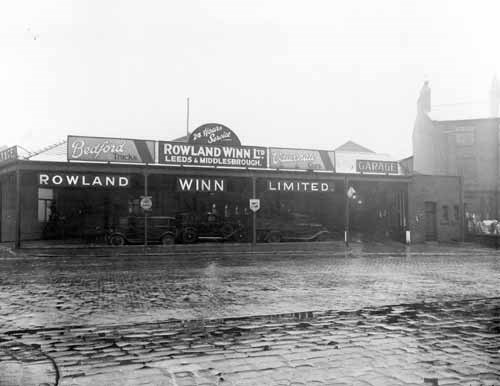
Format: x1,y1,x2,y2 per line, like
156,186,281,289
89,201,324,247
177,178,225,192
159,141,267,168
356,160,399,174
267,180,335,192
38,173,130,188
67,136,155,163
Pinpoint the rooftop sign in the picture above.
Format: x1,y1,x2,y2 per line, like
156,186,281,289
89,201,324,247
269,148,334,171
189,123,241,146
0,146,18,164
159,141,267,169
67,136,155,164
356,160,399,174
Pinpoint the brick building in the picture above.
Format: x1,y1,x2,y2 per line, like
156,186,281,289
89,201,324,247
410,78,500,239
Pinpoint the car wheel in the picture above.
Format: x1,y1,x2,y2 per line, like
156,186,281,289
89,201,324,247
109,234,125,246
220,224,234,239
182,227,197,244
161,234,175,245
267,231,281,243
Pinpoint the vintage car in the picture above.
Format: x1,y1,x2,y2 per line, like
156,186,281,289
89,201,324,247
256,212,330,243
174,212,247,243
106,216,178,246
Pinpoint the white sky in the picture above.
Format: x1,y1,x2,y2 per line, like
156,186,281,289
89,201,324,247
1,0,500,158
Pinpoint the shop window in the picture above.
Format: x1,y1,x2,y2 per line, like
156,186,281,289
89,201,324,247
38,188,54,222
442,205,449,223
454,205,460,222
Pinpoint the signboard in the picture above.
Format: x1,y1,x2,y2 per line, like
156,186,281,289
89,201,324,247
140,196,152,210
0,146,17,164
67,136,155,164
249,198,260,212
38,173,130,188
356,160,399,174
189,123,241,146
269,148,334,171
335,152,402,175
266,180,335,192
177,177,225,192
159,141,267,169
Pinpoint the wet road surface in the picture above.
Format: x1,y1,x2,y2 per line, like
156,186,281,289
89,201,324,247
1,243,499,331
0,242,499,385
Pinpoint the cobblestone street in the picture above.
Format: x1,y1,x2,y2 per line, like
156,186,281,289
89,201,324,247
1,242,499,385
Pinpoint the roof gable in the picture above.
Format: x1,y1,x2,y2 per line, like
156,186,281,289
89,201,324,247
334,141,374,153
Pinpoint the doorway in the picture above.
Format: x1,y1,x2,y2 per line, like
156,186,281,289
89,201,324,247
424,201,437,241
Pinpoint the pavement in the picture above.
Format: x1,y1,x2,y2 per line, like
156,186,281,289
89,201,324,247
0,241,499,385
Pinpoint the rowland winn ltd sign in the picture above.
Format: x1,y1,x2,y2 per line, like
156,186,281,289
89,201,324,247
67,135,155,164
39,173,130,188
356,160,399,174
159,142,267,168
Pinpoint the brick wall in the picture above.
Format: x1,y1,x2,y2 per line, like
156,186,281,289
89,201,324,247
409,174,462,243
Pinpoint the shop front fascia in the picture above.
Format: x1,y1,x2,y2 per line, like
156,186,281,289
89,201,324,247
0,157,415,247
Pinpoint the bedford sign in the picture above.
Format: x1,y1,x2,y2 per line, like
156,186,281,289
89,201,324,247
67,136,155,164
159,142,267,168
39,173,130,188
356,160,399,174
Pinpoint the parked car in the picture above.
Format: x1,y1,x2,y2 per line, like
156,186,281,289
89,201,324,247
175,212,247,243
106,216,178,246
256,212,330,243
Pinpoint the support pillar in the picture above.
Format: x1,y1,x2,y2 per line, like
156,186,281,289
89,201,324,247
144,172,149,248
344,176,349,246
15,167,21,249
252,176,256,246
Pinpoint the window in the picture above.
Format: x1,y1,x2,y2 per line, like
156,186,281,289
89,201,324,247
38,188,54,222
454,205,460,222
442,205,449,223
455,127,475,146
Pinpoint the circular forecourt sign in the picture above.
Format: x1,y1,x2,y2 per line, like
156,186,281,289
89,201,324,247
140,196,152,210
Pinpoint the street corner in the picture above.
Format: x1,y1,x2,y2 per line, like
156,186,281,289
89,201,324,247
0,337,57,386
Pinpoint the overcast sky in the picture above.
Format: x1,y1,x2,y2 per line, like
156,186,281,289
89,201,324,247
1,0,499,158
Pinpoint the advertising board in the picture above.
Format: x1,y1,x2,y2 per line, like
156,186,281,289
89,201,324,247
0,146,17,164
269,148,334,171
67,136,155,164
159,141,267,169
